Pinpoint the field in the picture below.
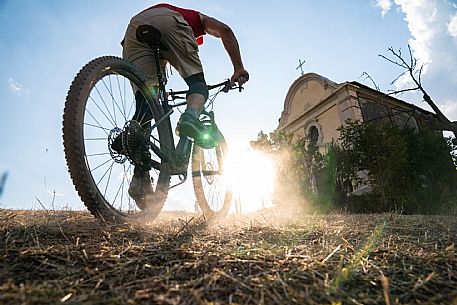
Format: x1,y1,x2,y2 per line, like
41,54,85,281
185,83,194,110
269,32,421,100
0,209,456,305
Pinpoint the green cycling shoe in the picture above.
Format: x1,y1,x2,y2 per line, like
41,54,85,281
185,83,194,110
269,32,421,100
176,112,222,149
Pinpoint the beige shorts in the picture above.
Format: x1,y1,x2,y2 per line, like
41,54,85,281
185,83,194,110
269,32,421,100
122,7,203,84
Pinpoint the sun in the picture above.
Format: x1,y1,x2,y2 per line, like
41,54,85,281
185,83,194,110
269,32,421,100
224,142,276,213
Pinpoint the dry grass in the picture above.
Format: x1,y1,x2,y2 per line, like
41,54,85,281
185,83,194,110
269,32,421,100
0,208,456,305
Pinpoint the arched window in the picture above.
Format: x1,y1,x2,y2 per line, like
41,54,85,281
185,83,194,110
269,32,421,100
308,125,319,145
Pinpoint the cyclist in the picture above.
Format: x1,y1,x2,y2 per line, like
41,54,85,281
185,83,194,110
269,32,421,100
121,3,249,202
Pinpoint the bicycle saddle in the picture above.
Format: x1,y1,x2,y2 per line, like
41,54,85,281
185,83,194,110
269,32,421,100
136,25,168,50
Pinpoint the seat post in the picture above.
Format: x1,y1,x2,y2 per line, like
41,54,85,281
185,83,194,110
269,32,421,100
135,24,168,103
153,46,167,103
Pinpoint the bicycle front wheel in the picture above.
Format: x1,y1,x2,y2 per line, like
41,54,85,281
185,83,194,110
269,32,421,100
192,139,232,219
63,56,173,223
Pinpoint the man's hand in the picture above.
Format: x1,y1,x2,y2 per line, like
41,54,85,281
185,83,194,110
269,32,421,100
230,68,249,86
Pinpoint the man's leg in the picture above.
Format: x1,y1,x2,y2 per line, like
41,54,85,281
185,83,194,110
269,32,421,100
133,90,154,129
124,91,155,204
176,72,211,141
185,72,209,111
186,93,205,115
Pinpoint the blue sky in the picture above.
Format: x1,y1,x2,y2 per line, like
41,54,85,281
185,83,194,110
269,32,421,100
1,0,456,210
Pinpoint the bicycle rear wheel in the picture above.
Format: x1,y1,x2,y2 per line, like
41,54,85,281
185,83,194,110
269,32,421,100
63,56,173,223
192,138,232,218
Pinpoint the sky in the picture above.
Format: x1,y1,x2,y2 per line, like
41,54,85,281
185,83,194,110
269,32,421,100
1,0,456,211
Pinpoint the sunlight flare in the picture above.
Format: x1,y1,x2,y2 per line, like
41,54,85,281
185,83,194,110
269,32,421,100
224,143,275,213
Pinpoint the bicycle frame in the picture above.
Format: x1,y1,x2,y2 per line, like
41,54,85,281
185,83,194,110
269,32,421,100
145,83,233,183
141,40,237,187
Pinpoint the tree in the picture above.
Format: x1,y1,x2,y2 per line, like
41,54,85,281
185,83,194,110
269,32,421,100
379,46,457,143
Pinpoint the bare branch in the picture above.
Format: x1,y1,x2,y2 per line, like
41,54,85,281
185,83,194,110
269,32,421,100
386,87,420,96
396,48,412,70
408,45,415,69
417,65,424,85
378,54,407,69
390,70,409,86
360,72,380,91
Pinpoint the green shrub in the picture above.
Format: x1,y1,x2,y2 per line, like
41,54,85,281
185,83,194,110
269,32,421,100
251,130,329,211
336,121,457,214
252,122,457,214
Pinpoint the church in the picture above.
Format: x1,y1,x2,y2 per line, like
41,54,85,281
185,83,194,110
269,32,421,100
278,72,439,147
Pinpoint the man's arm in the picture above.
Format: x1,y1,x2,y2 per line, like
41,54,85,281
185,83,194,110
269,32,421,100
200,13,249,85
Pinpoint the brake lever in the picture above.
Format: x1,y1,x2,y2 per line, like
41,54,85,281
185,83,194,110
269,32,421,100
222,80,244,93
222,81,231,93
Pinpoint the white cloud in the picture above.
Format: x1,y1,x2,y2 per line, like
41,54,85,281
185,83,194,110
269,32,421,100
448,13,457,38
441,99,457,120
393,0,440,70
374,0,394,16
8,77,31,96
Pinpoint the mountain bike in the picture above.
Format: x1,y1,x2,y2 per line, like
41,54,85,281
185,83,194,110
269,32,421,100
62,27,242,223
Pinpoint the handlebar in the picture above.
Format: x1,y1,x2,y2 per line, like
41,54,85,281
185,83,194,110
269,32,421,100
168,80,243,100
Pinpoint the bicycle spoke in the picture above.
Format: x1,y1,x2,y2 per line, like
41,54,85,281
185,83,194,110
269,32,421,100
90,158,113,173
126,100,134,121
103,162,114,198
133,99,156,129
109,76,117,124
211,181,221,210
85,108,111,136
118,163,132,211
123,75,128,119
113,173,125,209
83,122,111,133
102,76,128,123
96,161,114,187
94,85,117,126
86,152,111,157
88,96,116,129
116,74,127,120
